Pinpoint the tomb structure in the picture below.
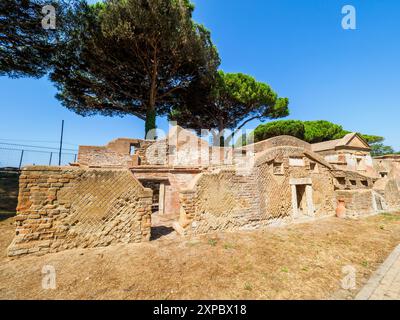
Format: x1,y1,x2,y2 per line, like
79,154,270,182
8,126,400,257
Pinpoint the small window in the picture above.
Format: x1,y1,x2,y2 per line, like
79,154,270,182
169,145,177,155
380,172,388,178
130,145,136,156
273,162,284,175
356,158,364,171
350,180,357,186
361,180,368,187
310,162,319,173
337,177,346,185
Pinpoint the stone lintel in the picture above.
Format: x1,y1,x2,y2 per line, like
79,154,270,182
289,177,312,185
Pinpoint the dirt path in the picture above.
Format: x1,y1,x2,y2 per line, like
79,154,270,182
1,213,400,300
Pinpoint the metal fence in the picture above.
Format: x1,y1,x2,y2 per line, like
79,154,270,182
0,147,77,169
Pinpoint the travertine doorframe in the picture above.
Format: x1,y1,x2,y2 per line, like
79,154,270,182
290,178,315,218
159,182,166,214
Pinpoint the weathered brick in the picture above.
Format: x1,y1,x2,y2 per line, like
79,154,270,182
8,167,152,258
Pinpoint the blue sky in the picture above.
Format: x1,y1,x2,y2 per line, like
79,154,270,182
1,0,399,157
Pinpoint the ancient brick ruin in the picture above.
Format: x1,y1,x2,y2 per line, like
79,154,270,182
8,127,400,257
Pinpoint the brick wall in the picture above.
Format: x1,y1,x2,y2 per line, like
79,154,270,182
332,170,376,190
8,166,152,257
176,146,337,236
78,138,158,167
255,147,336,219
335,189,377,217
78,146,137,167
177,169,261,235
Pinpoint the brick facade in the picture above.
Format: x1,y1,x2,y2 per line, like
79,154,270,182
176,146,338,236
8,166,152,257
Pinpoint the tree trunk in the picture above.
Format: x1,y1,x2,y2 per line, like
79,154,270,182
224,115,261,146
219,119,225,147
145,50,158,139
145,105,156,139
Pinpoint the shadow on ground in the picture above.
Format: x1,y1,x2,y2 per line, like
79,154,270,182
150,226,175,240
0,213,15,222
0,170,19,219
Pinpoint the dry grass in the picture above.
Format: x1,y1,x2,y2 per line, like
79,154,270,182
1,212,400,300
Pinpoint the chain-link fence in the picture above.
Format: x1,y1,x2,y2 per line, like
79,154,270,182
0,147,77,169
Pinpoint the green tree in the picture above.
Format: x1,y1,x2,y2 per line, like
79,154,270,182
250,120,397,156
303,120,345,143
170,71,289,145
370,143,395,157
253,120,304,142
0,0,73,78
359,134,384,145
50,0,220,137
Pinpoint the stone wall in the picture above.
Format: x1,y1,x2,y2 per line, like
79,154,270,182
335,189,379,218
255,147,336,219
332,170,376,190
78,138,157,167
78,146,137,167
175,146,338,236
383,179,400,209
242,135,312,154
323,152,375,176
8,166,152,257
177,169,261,235
374,177,400,210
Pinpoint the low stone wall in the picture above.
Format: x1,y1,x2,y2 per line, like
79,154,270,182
335,189,380,218
8,166,152,257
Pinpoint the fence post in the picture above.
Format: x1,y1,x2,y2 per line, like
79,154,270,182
58,120,64,166
18,150,24,169
49,152,53,166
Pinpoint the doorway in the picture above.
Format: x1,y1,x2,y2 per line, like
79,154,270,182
139,178,176,240
139,179,162,213
296,185,307,215
290,178,315,218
